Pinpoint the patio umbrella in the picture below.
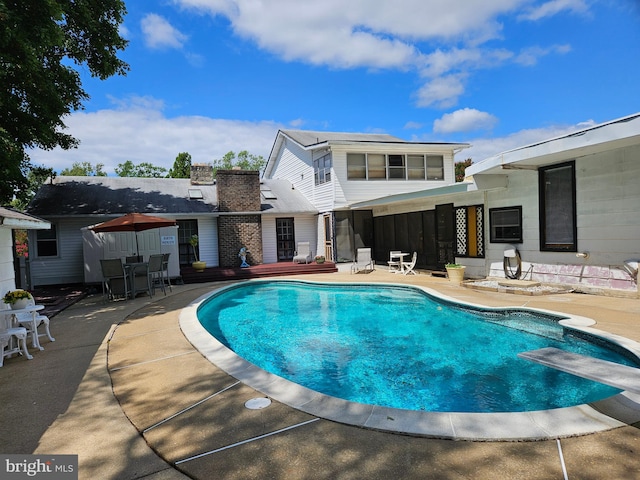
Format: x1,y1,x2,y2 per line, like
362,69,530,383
91,213,177,255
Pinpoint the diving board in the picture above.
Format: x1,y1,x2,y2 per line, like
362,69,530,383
518,347,640,395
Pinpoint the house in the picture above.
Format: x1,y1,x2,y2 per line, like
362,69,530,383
0,207,50,297
263,129,469,263
25,168,317,287
350,113,640,296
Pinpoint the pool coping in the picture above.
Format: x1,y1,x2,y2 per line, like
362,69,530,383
179,279,640,441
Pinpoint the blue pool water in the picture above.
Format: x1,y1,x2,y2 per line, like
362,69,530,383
197,281,637,413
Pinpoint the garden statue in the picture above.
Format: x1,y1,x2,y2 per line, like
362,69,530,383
238,247,250,268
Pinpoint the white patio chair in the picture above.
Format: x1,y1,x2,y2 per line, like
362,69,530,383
387,250,402,272
0,309,33,366
402,252,418,275
13,299,55,350
293,242,312,264
351,247,374,274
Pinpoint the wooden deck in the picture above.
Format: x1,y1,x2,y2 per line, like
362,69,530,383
180,261,338,284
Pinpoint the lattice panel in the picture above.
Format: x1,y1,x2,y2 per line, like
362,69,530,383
455,207,467,256
476,206,484,257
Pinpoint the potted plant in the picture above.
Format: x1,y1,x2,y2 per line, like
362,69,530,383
3,289,33,310
445,263,466,284
189,235,206,272
315,255,325,264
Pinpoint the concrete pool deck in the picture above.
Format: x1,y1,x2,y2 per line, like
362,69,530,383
2,270,640,479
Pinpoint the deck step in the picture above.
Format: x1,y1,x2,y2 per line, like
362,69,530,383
180,262,338,284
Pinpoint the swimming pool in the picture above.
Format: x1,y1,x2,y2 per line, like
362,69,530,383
196,280,636,413
181,280,640,439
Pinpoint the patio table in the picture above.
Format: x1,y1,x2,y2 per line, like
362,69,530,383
390,252,408,273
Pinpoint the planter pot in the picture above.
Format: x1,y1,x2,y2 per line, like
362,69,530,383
316,259,325,264
192,261,206,272
445,267,466,284
11,297,32,310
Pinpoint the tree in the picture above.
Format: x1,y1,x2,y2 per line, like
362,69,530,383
60,161,107,176
0,1,128,204
168,152,192,178
212,151,266,177
455,158,473,182
116,160,167,178
10,166,56,211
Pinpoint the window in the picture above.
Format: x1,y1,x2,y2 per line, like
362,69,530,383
35,225,58,257
426,156,444,180
454,205,484,258
388,154,406,179
313,153,332,185
367,154,386,179
407,155,425,180
490,206,522,243
347,152,444,181
539,161,576,251
347,153,366,179
177,220,198,265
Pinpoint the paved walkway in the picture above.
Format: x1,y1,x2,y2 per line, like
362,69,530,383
2,271,640,479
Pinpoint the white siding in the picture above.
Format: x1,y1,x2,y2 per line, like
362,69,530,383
261,215,318,264
482,144,640,292
330,147,457,208
0,228,16,297
270,141,315,199
197,217,218,266
30,218,92,286
261,217,278,264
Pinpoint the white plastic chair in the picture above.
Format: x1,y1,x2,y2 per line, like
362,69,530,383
351,248,374,274
293,242,312,264
387,250,402,272
402,252,418,275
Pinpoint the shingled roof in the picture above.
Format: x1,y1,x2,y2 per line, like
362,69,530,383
26,176,317,217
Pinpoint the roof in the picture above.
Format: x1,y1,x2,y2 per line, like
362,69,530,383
0,207,51,230
27,176,218,217
260,179,318,215
280,129,404,147
26,176,316,218
467,112,640,176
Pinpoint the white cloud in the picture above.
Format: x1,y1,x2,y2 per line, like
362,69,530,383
518,0,589,21
141,13,188,49
433,109,498,134
171,0,591,109
514,44,571,66
415,74,466,108
28,98,281,175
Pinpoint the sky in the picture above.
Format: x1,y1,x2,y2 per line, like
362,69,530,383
29,0,640,176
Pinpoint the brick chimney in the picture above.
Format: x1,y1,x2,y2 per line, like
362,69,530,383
190,164,214,185
216,169,263,267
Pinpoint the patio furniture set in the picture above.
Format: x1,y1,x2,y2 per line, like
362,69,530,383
100,253,172,301
351,248,417,274
1,300,55,367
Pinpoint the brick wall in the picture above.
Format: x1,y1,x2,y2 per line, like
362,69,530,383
218,215,263,267
216,169,263,266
